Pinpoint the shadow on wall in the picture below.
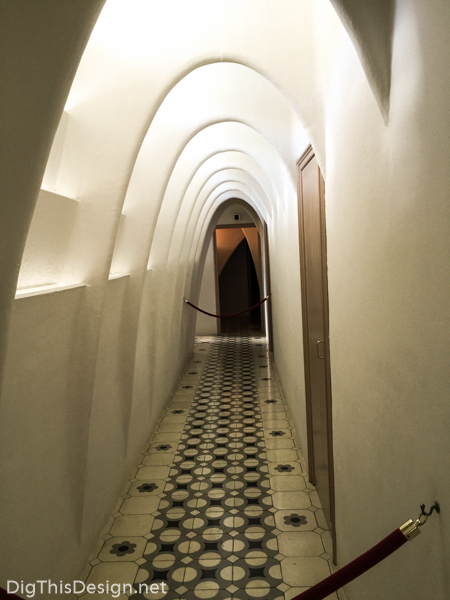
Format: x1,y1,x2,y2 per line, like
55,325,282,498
219,237,260,318
329,0,395,121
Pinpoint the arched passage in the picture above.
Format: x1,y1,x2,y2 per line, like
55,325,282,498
1,4,449,599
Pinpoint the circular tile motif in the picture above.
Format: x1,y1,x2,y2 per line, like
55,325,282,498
133,330,287,598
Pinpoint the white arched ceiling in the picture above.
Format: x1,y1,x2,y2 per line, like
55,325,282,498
111,121,284,278
26,0,364,292
108,94,293,421
15,0,374,305
166,153,275,266
151,176,267,315
152,168,270,269
2,0,383,394
63,0,344,188
117,61,307,275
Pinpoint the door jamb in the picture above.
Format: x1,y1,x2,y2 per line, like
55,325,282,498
297,145,336,561
263,222,274,353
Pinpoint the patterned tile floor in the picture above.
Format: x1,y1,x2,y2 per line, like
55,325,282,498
78,320,340,600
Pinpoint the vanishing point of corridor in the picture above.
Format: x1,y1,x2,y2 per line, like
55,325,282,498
77,320,338,600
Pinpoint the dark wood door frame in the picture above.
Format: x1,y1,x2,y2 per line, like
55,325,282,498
297,145,336,561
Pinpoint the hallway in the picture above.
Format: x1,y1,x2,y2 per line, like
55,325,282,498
78,322,338,599
2,3,449,599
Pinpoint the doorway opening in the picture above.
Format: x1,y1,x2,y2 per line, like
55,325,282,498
215,225,262,334
194,201,273,349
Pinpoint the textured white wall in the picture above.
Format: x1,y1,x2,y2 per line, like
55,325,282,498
17,190,78,289
82,275,132,544
324,2,450,598
269,192,308,455
218,204,255,226
0,286,88,580
195,238,219,336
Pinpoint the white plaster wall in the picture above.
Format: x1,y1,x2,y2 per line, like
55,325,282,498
0,287,87,580
17,190,79,290
323,2,450,597
195,238,219,336
81,275,131,545
0,0,105,393
269,188,309,456
42,111,78,199
218,203,255,225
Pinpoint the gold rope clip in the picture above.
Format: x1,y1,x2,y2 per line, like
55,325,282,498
400,501,440,541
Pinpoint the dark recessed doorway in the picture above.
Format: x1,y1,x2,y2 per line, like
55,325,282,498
215,226,262,332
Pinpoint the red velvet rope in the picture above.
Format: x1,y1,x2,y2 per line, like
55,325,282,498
291,528,408,600
185,295,269,318
0,589,22,599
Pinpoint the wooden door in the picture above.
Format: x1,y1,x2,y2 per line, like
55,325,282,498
297,146,336,559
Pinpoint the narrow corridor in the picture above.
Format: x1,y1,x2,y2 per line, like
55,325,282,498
78,321,338,599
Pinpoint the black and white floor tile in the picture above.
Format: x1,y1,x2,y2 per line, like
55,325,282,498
78,320,339,600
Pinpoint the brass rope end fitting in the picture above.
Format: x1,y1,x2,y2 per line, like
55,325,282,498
400,519,421,541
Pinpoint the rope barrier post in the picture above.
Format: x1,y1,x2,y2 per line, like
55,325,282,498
291,502,440,600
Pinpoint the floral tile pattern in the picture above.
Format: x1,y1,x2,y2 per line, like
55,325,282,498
78,320,340,599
